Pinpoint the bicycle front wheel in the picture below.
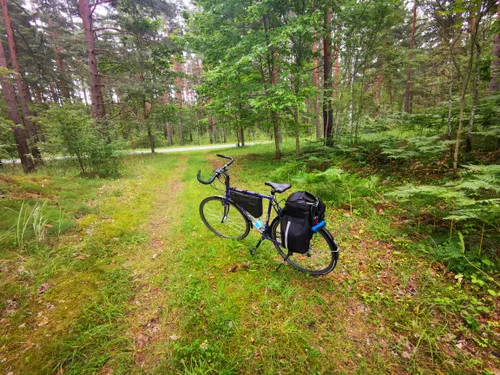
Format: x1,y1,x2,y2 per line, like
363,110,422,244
270,217,339,275
199,196,251,240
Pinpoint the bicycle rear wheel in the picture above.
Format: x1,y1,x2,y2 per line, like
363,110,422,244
270,217,339,275
199,196,250,240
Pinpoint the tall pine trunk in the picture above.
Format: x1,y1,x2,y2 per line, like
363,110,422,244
453,7,482,170
263,14,281,159
0,39,34,172
1,0,41,162
404,2,417,113
313,39,321,140
323,8,334,146
175,62,184,145
466,37,481,152
78,0,106,122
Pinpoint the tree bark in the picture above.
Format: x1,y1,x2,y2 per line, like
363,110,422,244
466,38,481,153
210,115,217,143
263,14,281,159
240,127,245,147
453,7,482,170
349,61,355,143
312,39,321,140
165,121,173,146
293,107,300,153
374,64,384,118
175,61,184,145
323,8,334,146
0,39,35,172
78,0,106,122
404,2,417,113
0,0,41,162
446,72,454,141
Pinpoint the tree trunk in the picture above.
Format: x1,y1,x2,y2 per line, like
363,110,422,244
175,62,184,145
453,7,482,170
466,40,481,153
404,2,417,113
313,39,321,140
210,116,217,143
323,8,334,146
374,64,384,118
263,14,281,159
223,126,227,143
489,1,500,92
240,128,245,147
166,121,173,146
293,107,300,154
349,59,356,143
147,127,155,153
78,0,106,122
0,39,35,172
447,73,454,140
0,0,41,162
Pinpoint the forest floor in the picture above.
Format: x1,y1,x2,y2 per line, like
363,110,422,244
0,143,499,375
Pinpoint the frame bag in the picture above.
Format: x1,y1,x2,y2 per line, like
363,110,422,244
280,191,325,254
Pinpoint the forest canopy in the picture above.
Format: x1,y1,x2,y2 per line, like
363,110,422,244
0,0,498,170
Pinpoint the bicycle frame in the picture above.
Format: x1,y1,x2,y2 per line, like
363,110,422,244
219,170,282,238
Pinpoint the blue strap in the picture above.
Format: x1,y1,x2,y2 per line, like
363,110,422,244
312,220,326,233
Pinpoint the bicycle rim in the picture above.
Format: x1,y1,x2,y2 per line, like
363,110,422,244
271,218,338,275
199,196,250,240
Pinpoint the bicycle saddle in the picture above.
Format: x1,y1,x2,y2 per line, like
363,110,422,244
265,181,291,193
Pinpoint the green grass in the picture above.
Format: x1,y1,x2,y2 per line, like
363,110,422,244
1,143,498,375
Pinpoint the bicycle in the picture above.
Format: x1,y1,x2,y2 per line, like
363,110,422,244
196,154,339,275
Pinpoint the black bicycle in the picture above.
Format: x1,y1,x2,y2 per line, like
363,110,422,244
197,154,339,275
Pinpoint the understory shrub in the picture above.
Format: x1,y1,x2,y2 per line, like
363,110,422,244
40,104,119,178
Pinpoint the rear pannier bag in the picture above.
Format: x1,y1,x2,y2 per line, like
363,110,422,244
230,190,263,218
280,191,325,254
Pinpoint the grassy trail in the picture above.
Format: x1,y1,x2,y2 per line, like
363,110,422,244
1,147,498,374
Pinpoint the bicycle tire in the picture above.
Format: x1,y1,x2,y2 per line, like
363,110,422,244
270,217,339,275
199,196,251,240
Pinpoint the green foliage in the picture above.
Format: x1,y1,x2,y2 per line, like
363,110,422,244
0,116,16,160
40,104,119,178
380,135,449,164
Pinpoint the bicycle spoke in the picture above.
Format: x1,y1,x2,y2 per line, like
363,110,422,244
200,197,250,239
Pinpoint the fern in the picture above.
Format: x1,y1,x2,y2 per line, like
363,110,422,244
380,135,448,163
457,165,500,193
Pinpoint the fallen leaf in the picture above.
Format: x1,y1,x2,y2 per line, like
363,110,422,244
401,351,412,360
38,283,50,294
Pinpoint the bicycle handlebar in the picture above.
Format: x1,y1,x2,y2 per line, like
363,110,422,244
197,154,234,185
197,170,217,185
216,154,234,165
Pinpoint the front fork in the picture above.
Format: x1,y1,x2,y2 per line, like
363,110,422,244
220,202,230,223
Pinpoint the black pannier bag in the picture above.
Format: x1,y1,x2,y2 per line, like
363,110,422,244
230,190,263,218
280,191,325,254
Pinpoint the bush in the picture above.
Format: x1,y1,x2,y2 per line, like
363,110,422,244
40,104,119,178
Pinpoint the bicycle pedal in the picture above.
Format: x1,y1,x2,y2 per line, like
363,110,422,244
250,248,257,256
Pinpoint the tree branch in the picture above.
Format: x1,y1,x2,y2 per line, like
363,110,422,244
90,0,113,17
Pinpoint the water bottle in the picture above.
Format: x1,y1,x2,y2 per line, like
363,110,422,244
251,216,264,232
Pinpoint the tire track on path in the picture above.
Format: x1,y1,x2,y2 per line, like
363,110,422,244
110,156,188,373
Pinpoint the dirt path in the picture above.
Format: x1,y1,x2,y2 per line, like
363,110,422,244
117,157,187,372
